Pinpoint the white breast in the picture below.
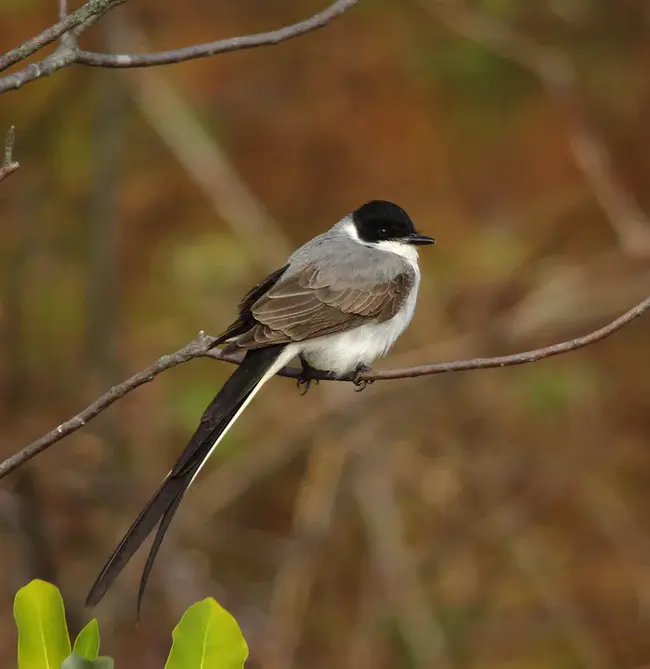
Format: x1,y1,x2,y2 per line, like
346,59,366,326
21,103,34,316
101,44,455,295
296,262,420,377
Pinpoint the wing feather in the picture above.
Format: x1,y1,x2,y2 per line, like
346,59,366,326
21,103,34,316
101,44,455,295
231,264,413,349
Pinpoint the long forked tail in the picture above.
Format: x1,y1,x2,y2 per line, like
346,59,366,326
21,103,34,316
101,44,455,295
85,345,288,613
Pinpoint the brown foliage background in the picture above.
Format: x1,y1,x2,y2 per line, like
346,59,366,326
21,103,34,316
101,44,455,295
2,1,650,667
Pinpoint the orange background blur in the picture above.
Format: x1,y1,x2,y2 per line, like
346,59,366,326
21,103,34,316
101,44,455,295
1,1,650,667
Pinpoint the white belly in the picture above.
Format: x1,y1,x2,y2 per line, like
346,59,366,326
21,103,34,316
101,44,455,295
295,269,420,376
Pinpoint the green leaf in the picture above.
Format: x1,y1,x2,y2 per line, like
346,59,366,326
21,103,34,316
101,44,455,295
72,620,100,660
14,580,71,669
165,598,249,669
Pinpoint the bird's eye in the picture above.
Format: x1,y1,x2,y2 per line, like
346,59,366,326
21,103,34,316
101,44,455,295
378,227,388,236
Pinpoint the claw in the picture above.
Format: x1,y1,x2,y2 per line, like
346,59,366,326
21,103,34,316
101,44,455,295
297,356,320,396
352,365,374,392
297,375,319,396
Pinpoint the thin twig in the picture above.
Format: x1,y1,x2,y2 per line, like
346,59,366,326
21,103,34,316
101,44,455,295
1,294,648,481
0,0,358,94
0,126,19,183
75,0,359,68
0,334,212,480
211,292,650,380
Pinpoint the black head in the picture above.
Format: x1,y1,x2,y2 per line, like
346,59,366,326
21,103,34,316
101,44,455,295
352,200,435,246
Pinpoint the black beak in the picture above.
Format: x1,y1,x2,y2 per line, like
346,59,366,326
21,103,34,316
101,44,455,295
407,232,436,246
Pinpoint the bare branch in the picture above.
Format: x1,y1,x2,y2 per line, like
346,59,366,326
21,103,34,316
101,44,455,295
0,334,213,481
75,0,359,68
0,0,359,94
0,0,125,73
1,294,648,481
0,126,19,183
420,0,650,256
356,293,650,381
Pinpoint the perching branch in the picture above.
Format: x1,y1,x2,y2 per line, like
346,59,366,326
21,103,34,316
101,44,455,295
1,294,648,481
0,0,359,94
0,126,19,184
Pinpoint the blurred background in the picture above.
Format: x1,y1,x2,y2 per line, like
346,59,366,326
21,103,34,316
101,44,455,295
2,0,650,667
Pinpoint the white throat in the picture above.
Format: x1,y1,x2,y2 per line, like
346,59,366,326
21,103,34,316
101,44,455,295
342,220,420,265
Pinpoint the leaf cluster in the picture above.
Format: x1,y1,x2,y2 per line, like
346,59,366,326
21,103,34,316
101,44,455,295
13,580,248,669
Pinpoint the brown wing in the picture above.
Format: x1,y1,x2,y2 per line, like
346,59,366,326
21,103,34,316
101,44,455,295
213,264,289,345
233,265,413,349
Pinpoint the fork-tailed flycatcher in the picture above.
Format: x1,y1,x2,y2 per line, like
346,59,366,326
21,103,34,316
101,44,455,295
86,200,435,613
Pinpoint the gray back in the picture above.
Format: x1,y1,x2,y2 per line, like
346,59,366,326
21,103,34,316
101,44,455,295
285,216,414,287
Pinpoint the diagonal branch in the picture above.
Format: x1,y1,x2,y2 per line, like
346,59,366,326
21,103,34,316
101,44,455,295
0,294,648,481
0,0,359,94
0,335,213,481
0,126,19,184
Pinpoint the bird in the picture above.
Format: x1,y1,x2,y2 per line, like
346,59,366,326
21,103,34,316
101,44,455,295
85,199,435,614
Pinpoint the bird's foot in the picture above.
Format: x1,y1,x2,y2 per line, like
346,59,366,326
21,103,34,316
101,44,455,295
352,364,374,392
297,356,320,396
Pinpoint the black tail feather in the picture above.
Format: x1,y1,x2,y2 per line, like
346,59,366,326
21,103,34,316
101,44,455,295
86,345,284,611
85,475,188,607
137,484,187,619
171,345,284,477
